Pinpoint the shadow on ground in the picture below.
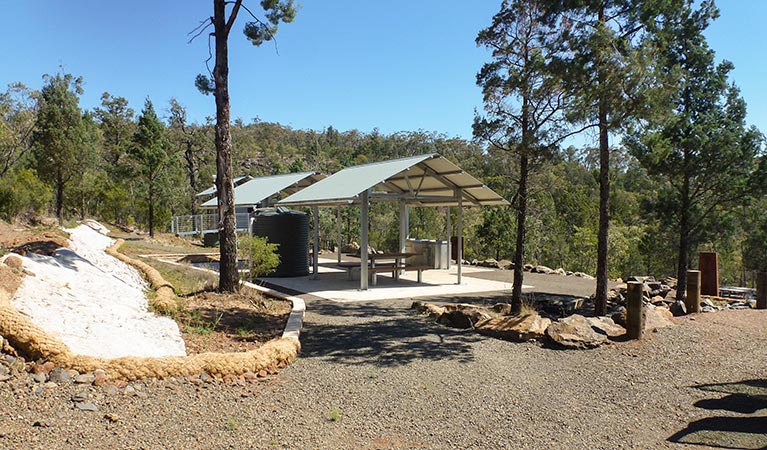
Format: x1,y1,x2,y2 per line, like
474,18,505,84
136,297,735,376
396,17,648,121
299,300,482,367
668,379,767,449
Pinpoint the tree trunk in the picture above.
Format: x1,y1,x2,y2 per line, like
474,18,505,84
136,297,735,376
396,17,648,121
676,168,691,301
56,172,64,225
148,182,155,238
594,5,610,317
186,144,199,216
511,154,529,313
213,0,240,292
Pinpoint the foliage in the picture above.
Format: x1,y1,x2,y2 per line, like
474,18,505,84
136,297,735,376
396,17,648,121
475,207,515,260
130,98,173,237
0,168,52,220
31,72,90,223
0,83,38,179
474,0,571,309
540,0,679,314
626,0,764,298
238,235,280,280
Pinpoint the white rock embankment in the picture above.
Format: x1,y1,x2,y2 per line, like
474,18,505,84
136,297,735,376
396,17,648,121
8,223,185,359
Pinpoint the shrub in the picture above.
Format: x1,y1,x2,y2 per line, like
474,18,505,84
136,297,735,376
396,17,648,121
238,235,280,280
0,169,52,220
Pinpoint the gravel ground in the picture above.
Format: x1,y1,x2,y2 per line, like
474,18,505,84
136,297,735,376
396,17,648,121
1,291,766,449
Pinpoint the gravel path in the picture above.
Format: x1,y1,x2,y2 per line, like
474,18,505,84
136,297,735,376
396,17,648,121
2,292,766,449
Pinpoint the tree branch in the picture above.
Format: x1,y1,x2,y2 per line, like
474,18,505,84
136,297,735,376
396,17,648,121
187,17,214,44
225,0,243,36
239,2,281,54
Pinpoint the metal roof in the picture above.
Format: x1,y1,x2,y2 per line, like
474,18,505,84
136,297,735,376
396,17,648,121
201,172,325,208
195,175,253,197
277,154,509,207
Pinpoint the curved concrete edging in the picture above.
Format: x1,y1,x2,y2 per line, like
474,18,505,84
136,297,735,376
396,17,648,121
154,259,305,342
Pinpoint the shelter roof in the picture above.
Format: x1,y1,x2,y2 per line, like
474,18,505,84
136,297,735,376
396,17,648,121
195,175,253,197
277,154,509,207
201,172,325,208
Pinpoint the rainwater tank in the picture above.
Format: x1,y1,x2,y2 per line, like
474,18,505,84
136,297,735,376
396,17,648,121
250,208,309,277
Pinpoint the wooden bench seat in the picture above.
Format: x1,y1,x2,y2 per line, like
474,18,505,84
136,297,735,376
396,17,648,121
337,262,432,283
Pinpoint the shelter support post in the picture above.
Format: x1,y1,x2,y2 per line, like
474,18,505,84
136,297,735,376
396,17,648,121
399,201,409,254
360,189,370,290
336,207,342,264
446,206,451,269
312,206,319,279
457,190,463,285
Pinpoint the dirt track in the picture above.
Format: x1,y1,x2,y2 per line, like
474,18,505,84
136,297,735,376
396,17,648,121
1,290,765,449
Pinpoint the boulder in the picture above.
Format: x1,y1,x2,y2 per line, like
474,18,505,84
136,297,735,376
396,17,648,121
573,272,595,280
3,255,23,270
491,303,513,316
411,301,446,318
587,316,626,337
436,304,492,329
437,310,471,329
497,259,514,270
644,304,674,331
664,290,677,302
523,264,534,272
48,367,71,384
611,307,627,327
476,313,552,342
554,268,566,276
341,241,361,253
669,300,687,316
480,259,499,268
545,314,608,349
651,295,666,305
627,276,653,283
535,265,554,275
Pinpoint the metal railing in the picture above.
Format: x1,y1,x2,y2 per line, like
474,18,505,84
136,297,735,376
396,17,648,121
171,213,250,236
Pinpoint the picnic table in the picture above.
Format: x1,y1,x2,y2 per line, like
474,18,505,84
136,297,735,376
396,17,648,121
341,252,431,285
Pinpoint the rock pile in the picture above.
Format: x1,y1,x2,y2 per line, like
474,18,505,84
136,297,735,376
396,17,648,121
411,300,674,349
468,259,596,280
605,276,756,316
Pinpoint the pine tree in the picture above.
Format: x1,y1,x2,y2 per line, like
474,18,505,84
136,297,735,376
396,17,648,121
131,98,171,238
474,0,570,311
626,0,763,300
193,0,296,292
32,73,89,223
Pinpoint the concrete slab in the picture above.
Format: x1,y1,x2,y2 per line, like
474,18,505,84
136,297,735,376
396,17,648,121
258,257,531,303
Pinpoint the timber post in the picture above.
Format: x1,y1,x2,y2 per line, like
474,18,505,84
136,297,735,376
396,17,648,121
686,270,701,313
626,281,644,340
757,271,767,310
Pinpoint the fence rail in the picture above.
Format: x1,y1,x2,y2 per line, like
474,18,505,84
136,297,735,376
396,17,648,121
171,213,250,236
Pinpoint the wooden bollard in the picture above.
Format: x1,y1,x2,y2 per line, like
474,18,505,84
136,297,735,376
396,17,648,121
757,272,767,310
686,270,701,313
626,281,644,340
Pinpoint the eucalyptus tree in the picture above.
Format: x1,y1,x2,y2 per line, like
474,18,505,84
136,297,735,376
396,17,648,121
192,0,296,292
32,73,90,223
474,0,570,311
539,0,674,315
168,98,212,216
131,98,172,238
0,83,38,179
93,92,135,177
625,0,764,300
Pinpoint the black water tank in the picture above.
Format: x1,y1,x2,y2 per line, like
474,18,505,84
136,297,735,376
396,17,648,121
251,208,309,277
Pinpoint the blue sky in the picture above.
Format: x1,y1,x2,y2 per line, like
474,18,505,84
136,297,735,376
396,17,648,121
2,1,765,142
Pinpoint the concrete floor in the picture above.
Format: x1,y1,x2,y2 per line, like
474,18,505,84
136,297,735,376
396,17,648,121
257,257,532,303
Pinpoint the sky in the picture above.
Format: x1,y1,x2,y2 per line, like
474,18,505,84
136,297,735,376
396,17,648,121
2,1,765,143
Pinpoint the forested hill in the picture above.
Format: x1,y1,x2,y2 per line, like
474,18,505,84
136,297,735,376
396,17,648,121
1,79,764,286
